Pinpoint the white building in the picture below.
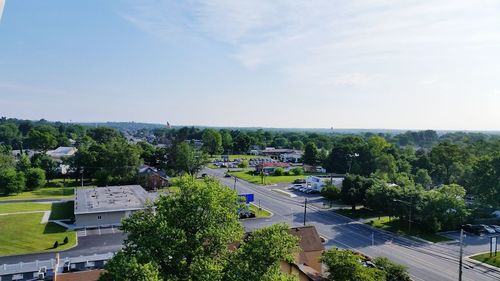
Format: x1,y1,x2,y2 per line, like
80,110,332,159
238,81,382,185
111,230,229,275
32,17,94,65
74,185,156,228
305,176,344,192
46,146,77,161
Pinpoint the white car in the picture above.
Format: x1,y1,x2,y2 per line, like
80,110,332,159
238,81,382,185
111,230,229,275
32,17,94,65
489,225,500,233
291,184,303,190
482,225,496,234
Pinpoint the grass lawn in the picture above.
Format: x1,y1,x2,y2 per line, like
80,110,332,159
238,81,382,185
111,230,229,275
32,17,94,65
471,253,500,268
249,204,272,218
0,202,52,214
366,216,451,243
230,171,304,185
0,213,76,256
0,187,74,201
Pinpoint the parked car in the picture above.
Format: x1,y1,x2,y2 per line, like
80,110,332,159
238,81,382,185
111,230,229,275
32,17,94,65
482,224,497,234
224,173,232,178
293,179,306,184
489,225,500,233
299,187,308,193
238,210,256,219
290,184,303,190
462,224,485,235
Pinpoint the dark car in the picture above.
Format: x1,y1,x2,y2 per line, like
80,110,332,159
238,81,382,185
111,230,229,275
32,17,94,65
224,173,232,178
238,210,256,219
293,179,306,184
462,224,485,235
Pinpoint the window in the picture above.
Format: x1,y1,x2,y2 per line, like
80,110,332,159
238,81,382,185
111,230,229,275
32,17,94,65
97,215,102,220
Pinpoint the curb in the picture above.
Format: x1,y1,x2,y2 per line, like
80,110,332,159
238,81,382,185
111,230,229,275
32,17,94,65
465,253,500,271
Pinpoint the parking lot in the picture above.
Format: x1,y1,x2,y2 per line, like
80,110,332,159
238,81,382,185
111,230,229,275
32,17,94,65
77,226,123,237
441,230,500,255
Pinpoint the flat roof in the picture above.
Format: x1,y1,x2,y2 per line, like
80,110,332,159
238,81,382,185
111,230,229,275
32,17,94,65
74,185,152,215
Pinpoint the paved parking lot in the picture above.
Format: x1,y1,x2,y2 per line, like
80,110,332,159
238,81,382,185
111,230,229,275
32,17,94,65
77,226,122,237
441,231,500,255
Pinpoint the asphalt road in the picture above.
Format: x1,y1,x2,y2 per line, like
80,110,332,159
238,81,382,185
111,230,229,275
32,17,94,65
207,168,500,281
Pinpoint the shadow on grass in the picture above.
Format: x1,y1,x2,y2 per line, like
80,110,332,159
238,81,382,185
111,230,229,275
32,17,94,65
43,222,68,234
49,201,74,220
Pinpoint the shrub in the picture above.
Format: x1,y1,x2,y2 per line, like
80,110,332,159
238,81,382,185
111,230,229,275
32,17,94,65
53,241,59,249
321,184,340,201
26,168,46,190
291,167,304,176
63,236,69,244
238,160,249,168
273,167,285,176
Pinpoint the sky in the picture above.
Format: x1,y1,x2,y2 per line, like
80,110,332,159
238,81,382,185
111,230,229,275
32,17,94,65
1,0,500,130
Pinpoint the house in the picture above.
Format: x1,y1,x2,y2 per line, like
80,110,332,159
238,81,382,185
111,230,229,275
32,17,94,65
138,165,170,190
306,175,344,192
260,147,301,159
280,152,303,163
284,226,326,276
255,162,291,174
46,146,77,161
74,185,156,228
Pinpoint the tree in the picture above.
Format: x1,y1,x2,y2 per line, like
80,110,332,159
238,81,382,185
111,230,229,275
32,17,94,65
0,123,21,148
0,145,15,170
87,127,122,144
291,140,304,150
25,168,46,190
414,169,432,189
373,257,410,281
322,248,385,281
137,141,157,166
202,129,223,156
31,154,58,182
290,167,304,176
341,174,373,211
16,154,31,173
0,168,25,195
223,224,299,281
303,142,318,166
273,167,285,176
470,153,500,205
113,177,244,280
365,181,402,217
100,251,162,281
321,184,340,201
220,130,233,154
233,133,251,154
169,142,207,176
26,128,57,150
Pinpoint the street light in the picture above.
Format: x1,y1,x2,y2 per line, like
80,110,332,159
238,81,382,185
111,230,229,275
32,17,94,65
393,198,412,234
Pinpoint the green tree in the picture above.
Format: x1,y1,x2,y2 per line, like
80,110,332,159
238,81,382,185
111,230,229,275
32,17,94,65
15,154,31,173
31,154,58,182
115,177,244,280
290,167,304,176
220,130,233,154
202,129,223,156
341,174,373,212
223,224,299,281
0,145,15,170
373,257,410,281
303,142,318,166
25,168,46,190
169,142,207,176
322,248,385,281
321,183,340,201
26,128,57,150
233,133,251,154
470,153,500,205
414,169,432,189
0,123,22,148
0,168,26,195
100,251,162,281
291,140,304,150
87,127,122,144
273,167,285,176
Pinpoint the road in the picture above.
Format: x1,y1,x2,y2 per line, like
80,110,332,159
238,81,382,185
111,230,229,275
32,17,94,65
207,168,500,281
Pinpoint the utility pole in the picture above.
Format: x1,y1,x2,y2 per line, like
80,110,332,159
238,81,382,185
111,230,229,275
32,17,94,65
233,176,237,191
303,200,307,226
459,228,464,281
80,168,84,187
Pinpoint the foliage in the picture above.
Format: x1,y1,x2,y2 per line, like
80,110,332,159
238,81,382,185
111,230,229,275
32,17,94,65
202,129,223,156
25,168,46,190
290,167,304,175
0,168,26,195
302,142,318,165
100,251,162,281
470,153,500,206
341,174,374,211
273,167,285,176
223,224,299,281
372,257,410,281
321,183,341,201
322,248,385,281
168,142,208,176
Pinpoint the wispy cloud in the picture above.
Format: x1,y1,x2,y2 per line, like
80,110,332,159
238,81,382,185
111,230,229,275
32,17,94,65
119,0,500,87
0,0,5,22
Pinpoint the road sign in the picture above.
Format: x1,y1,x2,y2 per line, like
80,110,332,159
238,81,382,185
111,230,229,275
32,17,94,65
238,193,254,204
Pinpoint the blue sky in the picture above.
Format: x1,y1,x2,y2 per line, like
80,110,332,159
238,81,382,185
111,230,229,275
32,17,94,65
1,0,500,130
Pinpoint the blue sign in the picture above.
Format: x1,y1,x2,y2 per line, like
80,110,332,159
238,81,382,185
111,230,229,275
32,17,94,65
238,193,254,204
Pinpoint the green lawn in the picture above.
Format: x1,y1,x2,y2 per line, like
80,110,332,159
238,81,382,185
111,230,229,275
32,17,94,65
0,202,52,214
249,204,272,218
471,253,500,268
366,216,451,243
230,171,304,185
0,213,76,256
0,187,74,201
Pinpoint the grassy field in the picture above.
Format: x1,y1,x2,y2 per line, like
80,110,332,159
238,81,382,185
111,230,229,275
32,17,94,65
0,202,52,214
0,187,75,201
0,213,76,256
471,253,500,268
249,204,272,217
230,171,304,185
366,216,451,243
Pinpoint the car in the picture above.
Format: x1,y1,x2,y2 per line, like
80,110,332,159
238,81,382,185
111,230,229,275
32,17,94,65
293,179,306,184
489,225,500,233
201,173,207,178
482,224,496,234
291,184,303,190
224,173,232,178
462,224,484,235
299,187,308,192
